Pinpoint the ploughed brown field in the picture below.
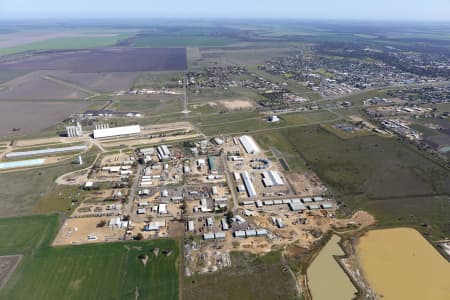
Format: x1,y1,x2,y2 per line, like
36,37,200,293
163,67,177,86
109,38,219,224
0,47,187,73
0,100,90,136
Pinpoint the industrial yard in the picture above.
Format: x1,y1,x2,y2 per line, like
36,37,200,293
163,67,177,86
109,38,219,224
0,17,449,300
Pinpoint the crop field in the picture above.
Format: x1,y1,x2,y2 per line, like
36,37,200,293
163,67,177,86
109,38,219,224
254,125,450,238
121,27,243,48
0,100,90,136
183,251,298,300
0,150,97,217
0,71,90,100
0,215,179,300
130,35,239,47
0,48,187,73
0,215,59,255
47,70,139,93
0,70,28,84
0,34,133,56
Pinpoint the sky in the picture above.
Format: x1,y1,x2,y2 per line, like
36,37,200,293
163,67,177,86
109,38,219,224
1,0,449,21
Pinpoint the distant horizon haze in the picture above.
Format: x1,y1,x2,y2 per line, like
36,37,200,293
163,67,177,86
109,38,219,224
1,0,449,22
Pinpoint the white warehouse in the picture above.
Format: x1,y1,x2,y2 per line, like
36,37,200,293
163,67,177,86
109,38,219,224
239,135,260,154
93,125,141,139
241,171,257,198
262,171,284,187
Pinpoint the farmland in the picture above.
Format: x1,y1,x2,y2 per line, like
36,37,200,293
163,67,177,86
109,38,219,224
0,34,133,56
0,100,90,136
0,71,92,99
121,27,243,47
0,215,179,300
48,70,139,93
0,48,188,73
0,150,97,217
254,125,450,238
183,251,298,300
195,110,338,136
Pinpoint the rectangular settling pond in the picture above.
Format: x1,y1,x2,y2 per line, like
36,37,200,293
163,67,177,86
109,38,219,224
357,228,450,300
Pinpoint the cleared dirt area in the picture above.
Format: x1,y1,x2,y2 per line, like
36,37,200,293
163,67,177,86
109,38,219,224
0,100,90,136
0,48,187,73
48,70,139,93
0,255,22,289
218,99,254,110
0,71,88,99
287,172,327,196
53,217,126,246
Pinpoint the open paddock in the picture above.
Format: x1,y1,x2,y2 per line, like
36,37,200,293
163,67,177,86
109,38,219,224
0,48,187,73
0,100,90,136
0,71,89,99
0,255,22,289
47,70,139,93
0,214,179,300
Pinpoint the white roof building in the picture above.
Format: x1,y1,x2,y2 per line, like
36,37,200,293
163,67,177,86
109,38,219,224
158,203,168,214
239,135,260,154
93,125,141,139
187,220,195,232
241,171,257,198
262,171,284,187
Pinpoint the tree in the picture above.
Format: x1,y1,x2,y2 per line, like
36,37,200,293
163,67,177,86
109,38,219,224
226,211,234,226
97,220,107,228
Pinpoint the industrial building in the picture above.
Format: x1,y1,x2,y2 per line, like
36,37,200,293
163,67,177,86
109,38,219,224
239,135,260,154
157,145,171,161
93,125,141,139
203,232,226,240
144,220,166,231
66,122,83,137
289,202,306,212
234,229,268,238
241,171,257,198
262,171,284,187
208,156,217,173
187,220,195,232
6,145,86,158
268,115,280,123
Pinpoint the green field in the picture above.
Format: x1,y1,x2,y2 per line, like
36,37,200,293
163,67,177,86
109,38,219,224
0,70,28,84
0,34,132,56
131,36,239,47
0,215,179,300
195,110,337,136
183,251,298,300
255,125,450,238
0,150,98,217
0,215,59,255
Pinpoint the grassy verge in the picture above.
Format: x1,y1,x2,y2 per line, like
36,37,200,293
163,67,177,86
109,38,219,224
183,250,299,300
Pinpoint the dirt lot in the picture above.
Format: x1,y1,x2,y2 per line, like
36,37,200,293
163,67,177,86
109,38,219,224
0,71,89,99
0,255,22,289
0,100,90,136
218,99,254,110
287,172,327,196
53,217,126,246
0,48,187,73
